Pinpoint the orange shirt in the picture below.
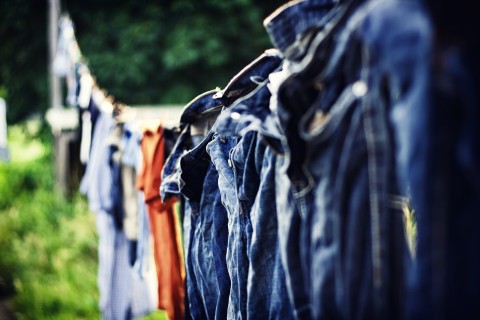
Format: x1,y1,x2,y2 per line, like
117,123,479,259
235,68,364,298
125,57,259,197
137,123,185,320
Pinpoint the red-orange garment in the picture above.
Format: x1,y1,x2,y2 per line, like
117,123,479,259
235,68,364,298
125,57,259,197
137,123,185,320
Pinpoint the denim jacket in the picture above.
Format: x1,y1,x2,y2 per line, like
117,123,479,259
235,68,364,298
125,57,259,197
266,0,426,318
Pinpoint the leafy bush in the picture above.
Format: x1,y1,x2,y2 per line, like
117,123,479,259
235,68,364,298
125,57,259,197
0,124,99,319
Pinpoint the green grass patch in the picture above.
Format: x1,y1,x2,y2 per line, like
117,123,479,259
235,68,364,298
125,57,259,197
0,123,99,319
139,310,170,320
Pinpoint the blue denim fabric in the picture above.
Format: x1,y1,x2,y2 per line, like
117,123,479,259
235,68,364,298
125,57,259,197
207,133,251,320
181,128,235,320
181,155,229,320
180,91,223,125
214,49,282,106
188,51,281,319
389,10,480,319
218,107,306,319
179,133,218,318
182,199,205,320
264,0,340,60
161,90,222,201
248,143,294,320
162,49,281,201
175,52,288,319
259,2,349,317
159,90,225,320
175,133,209,320
270,1,423,319
213,77,294,319
160,125,189,201
266,4,348,314
215,83,280,139
275,155,312,320
365,2,431,318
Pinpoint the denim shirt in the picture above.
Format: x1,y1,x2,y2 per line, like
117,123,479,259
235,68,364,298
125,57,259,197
264,0,341,61
394,9,480,320
212,61,295,319
214,49,282,105
158,90,223,320
175,51,286,319
160,90,222,201
268,0,429,318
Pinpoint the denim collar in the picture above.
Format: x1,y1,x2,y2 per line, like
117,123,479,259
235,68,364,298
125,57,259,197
264,0,340,60
179,89,223,126
161,91,221,200
213,49,282,105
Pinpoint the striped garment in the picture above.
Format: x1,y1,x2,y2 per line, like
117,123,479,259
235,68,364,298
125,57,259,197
80,113,155,319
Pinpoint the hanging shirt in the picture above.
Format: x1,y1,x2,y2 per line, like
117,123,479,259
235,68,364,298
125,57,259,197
80,113,115,214
137,122,185,320
79,113,133,320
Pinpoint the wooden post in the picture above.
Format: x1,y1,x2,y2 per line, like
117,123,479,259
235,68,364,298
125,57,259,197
46,107,80,196
48,0,72,194
49,0,61,109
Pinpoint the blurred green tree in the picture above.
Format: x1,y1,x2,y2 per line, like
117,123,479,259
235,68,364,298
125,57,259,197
0,0,285,124
0,1,48,124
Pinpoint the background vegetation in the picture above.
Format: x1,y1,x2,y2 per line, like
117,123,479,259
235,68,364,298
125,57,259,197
0,0,285,123
0,124,99,319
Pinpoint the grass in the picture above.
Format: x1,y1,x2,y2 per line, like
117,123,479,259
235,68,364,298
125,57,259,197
0,123,100,319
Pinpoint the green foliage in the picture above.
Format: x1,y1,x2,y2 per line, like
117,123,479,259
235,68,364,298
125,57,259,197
139,310,170,320
0,0,285,123
0,1,48,124
68,0,284,105
0,125,99,319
